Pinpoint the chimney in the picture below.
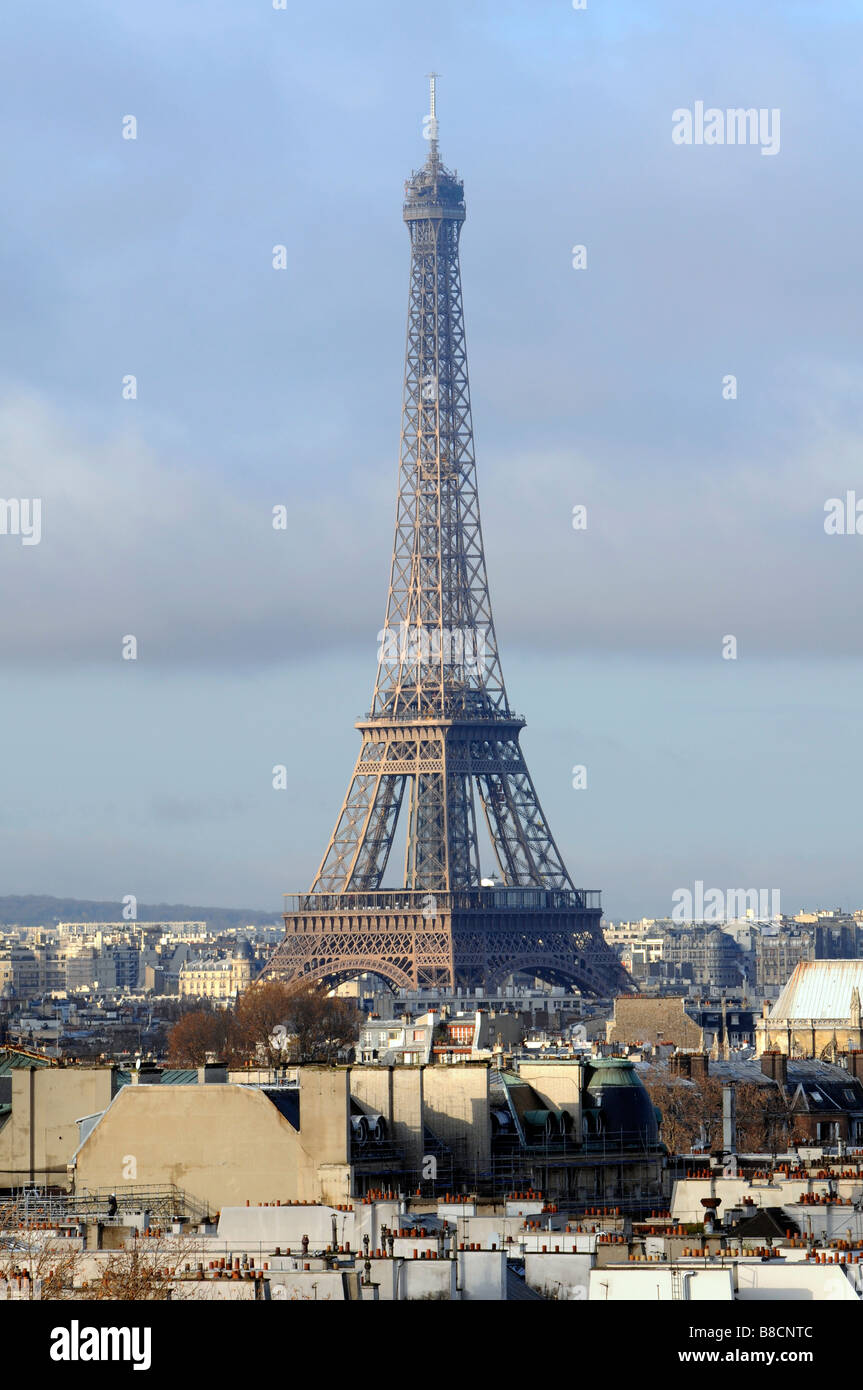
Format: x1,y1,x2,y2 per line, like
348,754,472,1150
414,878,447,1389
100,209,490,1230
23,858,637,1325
846,1051,863,1082
760,1051,788,1085
722,1083,736,1159
670,1052,692,1078
130,1062,162,1085
197,1063,228,1085
690,1053,709,1082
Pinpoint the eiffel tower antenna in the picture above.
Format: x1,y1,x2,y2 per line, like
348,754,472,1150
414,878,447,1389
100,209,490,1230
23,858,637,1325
266,84,627,997
426,72,439,156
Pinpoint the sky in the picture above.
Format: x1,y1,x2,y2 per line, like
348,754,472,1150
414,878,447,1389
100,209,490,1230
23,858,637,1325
0,0,861,921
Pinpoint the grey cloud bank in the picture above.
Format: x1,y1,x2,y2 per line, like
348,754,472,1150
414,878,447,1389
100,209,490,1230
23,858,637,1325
1,387,861,665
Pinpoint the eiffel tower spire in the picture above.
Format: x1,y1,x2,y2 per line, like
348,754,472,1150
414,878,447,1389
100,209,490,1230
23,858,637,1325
266,83,627,996
374,76,507,724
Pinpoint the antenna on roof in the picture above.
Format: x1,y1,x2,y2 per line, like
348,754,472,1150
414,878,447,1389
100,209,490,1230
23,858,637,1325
424,72,440,158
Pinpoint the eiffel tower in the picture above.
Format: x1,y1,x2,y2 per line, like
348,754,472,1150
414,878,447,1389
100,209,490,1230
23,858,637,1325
267,79,627,997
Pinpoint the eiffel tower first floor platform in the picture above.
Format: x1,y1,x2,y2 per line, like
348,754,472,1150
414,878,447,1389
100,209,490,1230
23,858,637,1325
263,888,630,997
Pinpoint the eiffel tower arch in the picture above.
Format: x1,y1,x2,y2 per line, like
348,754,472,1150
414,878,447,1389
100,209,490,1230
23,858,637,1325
266,80,628,999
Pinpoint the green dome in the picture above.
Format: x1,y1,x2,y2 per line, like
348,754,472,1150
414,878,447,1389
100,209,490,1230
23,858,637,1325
585,1058,643,1090
582,1058,659,1147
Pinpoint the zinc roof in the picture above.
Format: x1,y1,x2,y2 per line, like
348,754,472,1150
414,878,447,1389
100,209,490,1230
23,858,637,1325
771,960,863,1021
115,1068,198,1087
0,1049,51,1073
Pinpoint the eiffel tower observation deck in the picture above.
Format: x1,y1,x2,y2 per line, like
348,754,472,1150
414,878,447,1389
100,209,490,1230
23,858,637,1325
266,80,627,996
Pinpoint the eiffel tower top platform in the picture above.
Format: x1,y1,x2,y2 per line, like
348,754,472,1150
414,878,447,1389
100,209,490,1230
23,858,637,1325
266,79,629,998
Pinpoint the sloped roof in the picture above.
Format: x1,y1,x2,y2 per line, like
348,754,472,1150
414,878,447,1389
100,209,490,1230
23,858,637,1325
736,1207,800,1239
0,1048,52,1073
114,1068,198,1087
262,1086,300,1130
639,1056,863,1106
789,1072,863,1113
506,1266,548,1301
771,960,863,1021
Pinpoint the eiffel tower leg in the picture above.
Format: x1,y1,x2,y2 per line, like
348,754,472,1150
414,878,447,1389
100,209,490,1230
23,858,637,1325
351,774,405,888
446,771,481,888
409,770,447,892
475,739,571,890
407,754,482,892
311,735,406,892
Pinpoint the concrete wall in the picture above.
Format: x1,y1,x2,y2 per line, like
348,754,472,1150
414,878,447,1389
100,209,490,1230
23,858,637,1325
422,1064,490,1169
268,1270,351,1301
735,1263,859,1300
525,1251,592,1300
389,1069,425,1170
456,1248,507,1300
350,1067,424,1165
298,1068,351,1168
354,1199,403,1253
401,1258,457,1300
217,1205,351,1248
72,1071,350,1214
672,1176,863,1223
349,1068,393,1125
366,1256,398,1299
351,1064,493,1172
589,1266,733,1300
517,1062,583,1131
361,1256,457,1300
0,1066,118,1189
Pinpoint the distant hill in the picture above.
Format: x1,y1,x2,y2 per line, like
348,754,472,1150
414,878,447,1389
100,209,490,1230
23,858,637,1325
0,895,282,932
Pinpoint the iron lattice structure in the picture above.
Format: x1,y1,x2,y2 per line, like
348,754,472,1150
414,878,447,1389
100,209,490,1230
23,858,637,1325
267,83,627,997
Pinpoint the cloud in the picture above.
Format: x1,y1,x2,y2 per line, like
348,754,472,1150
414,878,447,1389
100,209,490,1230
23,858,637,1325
2,380,862,671
0,393,387,667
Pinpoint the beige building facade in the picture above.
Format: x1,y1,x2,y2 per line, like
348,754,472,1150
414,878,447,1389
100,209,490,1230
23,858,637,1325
178,941,254,1001
0,1064,119,1188
71,1068,352,1212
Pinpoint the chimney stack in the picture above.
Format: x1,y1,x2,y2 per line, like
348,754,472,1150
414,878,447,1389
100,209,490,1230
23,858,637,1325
690,1053,710,1082
722,1083,736,1159
760,1051,788,1085
197,1062,228,1085
845,1051,863,1082
130,1062,162,1086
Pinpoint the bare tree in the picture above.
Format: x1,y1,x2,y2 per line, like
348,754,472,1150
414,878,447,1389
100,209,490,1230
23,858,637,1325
234,980,357,1065
0,1199,82,1300
84,1232,203,1301
645,1071,798,1155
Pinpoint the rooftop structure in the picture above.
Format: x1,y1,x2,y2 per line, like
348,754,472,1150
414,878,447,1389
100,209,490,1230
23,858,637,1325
757,960,863,1057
